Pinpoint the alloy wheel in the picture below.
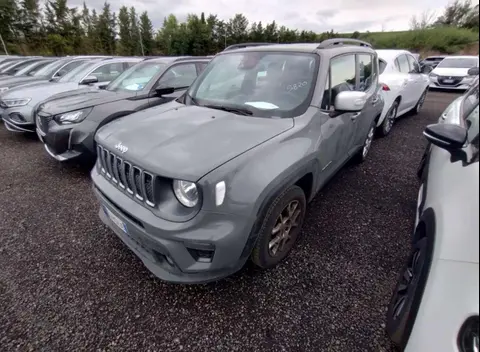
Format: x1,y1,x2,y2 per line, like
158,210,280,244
384,104,397,134
391,247,423,320
416,91,427,113
268,200,302,257
362,126,375,159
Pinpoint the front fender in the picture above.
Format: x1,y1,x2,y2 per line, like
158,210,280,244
198,131,319,218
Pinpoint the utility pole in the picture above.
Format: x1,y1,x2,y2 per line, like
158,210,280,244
138,27,145,56
0,33,9,55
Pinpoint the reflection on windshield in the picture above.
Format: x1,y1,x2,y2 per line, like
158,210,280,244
187,52,318,118
58,61,99,83
437,58,478,69
106,62,166,92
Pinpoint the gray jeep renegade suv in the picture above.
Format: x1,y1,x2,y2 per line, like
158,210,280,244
92,39,385,284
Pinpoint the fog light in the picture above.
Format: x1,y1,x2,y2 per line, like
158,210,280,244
9,113,25,123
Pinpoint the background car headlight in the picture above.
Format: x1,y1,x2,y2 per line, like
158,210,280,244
54,107,92,124
173,180,199,208
458,315,479,352
429,73,438,78
2,98,31,107
0,87,9,93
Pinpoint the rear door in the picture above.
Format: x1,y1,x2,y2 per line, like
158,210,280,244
394,54,416,110
148,62,200,106
406,53,426,101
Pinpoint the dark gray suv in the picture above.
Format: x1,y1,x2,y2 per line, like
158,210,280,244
92,39,385,283
36,56,211,162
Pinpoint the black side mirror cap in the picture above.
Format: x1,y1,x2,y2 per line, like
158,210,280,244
155,87,175,96
468,67,479,76
423,123,467,151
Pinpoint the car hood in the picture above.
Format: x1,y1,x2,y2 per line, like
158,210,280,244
0,76,46,89
432,67,471,77
96,103,294,181
40,89,134,115
2,81,80,103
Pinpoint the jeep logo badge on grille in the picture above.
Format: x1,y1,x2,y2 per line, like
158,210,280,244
115,142,128,154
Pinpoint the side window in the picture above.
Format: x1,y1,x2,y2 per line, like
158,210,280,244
125,61,138,69
198,62,209,73
465,104,479,152
56,60,86,77
321,54,356,110
157,63,197,89
395,55,410,73
89,62,125,83
406,55,420,73
379,60,387,74
358,54,373,92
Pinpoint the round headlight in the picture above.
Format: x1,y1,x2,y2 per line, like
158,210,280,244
173,180,199,208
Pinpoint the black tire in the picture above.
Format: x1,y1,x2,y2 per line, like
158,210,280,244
251,185,306,268
377,100,399,137
410,89,428,116
353,120,376,163
386,236,429,349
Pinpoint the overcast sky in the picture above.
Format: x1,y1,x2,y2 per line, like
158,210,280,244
70,0,480,33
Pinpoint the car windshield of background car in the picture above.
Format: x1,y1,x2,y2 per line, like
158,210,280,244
106,62,167,92
33,59,68,77
188,51,318,118
437,58,478,69
58,60,101,83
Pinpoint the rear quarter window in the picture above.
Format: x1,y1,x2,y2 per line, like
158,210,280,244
379,60,387,74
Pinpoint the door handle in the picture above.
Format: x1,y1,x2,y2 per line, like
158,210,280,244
351,112,361,121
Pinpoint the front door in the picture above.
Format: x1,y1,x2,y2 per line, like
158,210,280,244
317,53,357,180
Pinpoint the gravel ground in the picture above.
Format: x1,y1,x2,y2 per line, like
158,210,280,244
0,91,461,352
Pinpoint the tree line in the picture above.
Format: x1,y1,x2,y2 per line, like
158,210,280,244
0,0,478,57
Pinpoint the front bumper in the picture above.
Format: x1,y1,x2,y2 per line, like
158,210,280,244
1,105,35,132
36,113,97,162
92,167,256,284
429,77,475,90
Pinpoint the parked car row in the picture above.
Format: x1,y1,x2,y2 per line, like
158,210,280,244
1,42,478,350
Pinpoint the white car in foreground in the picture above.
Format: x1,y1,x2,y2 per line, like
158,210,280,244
386,81,479,352
429,55,479,90
376,50,430,137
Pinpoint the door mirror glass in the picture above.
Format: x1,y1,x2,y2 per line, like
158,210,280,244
468,67,479,76
423,123,467,151
334,91,368,113
80,75,99,85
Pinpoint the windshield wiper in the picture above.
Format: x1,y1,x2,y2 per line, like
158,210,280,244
202,104,253,116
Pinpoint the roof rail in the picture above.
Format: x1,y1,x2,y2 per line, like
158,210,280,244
223,42,275,51
317,38,372,49
173,56,212,62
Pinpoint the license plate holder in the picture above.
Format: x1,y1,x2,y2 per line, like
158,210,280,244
103,206,128,234
443,79,454,84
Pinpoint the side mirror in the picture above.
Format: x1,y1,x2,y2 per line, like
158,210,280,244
423,123,467,151
468,67,479,76
55,69,67,77
155,87,175,96
421,64,433,74
80,75,99,85
333,91,368,114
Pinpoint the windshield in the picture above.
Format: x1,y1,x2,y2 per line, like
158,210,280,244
58,60,100,83
15,60,53,77
33,59,67,77
186,51,318,118
106,61,166,92
437,58,478,69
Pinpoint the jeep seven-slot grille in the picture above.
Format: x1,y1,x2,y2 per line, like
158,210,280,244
97,145,156,207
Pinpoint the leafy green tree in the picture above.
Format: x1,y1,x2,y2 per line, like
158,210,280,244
139,11,154,55
96,2,116,54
